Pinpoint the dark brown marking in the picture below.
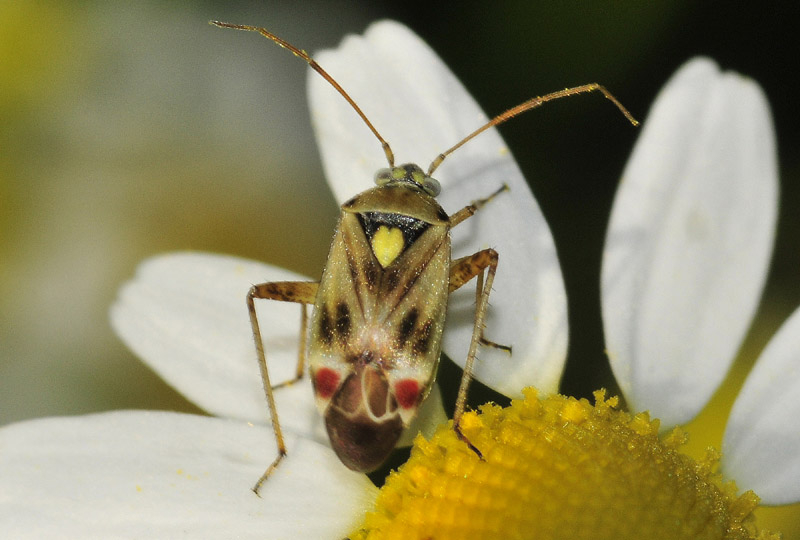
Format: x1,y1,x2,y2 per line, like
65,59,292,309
262,283,280,295
386,267,401,291
261,282,290,299
364,265,378,289
348,255,360,284
335,302,351,341
413,319,434,355
251,281,319,304
397,308,419,346
318,304,334,345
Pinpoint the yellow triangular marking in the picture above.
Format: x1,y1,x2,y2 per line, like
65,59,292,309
372,226,404,267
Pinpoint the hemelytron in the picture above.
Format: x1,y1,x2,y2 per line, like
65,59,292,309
210,20,637,494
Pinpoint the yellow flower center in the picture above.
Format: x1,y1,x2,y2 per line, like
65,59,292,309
350,389,778,540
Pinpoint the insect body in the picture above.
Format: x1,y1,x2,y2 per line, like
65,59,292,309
247,160,505,482
211,20,637,494
310,166,451,471
311,164,509,471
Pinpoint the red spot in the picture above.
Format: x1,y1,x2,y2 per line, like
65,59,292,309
314,368,340,399
394,379,420,409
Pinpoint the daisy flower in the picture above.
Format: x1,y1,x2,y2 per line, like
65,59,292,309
0,20,795,539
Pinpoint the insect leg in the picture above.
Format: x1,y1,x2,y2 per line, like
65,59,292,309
449,183,508,227
448,249,502,457
247,280,318,494
272,303,309,390
454,252,512,353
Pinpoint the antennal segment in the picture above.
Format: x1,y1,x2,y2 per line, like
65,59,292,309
210,20,395,167
427,83,638,176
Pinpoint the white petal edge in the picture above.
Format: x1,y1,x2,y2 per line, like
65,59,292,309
601,58,778,426
722,306,800,505
111,252,328,442
0,411,377,539
308,20,568,396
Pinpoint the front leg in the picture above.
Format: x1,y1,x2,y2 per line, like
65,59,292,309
247,280,318,494
448,183,508,227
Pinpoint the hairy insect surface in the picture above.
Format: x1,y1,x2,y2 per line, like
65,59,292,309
210,20,637,495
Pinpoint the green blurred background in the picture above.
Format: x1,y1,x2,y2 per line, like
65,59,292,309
1,1,797,533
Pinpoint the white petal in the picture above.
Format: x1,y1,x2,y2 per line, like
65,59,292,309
601,58,778,426
110,252,328,442
0,411,377,539
308,20,567,396
722,307,800,505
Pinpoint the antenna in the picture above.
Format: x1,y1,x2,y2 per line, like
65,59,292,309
211,21,638,179
427,84,638,175
210,21,396,167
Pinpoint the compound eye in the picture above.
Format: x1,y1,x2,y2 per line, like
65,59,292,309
374,168,392,186
422,176,441,197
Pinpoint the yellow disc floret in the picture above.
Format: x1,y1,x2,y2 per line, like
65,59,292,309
350,389,777,540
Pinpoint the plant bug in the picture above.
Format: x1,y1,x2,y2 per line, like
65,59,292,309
210,20,637,494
